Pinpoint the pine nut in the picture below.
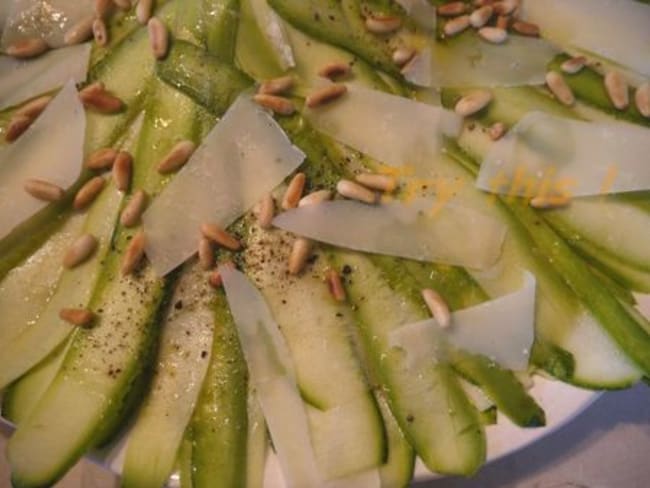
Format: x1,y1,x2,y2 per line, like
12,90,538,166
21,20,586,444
73,176,106,210
604,71,629,110
336,179,377,204
5,115,34,142
545,71,574,106
113,151,133,192
306,84,347,108
198,237,214,270
208,269,223,288
530,194,571,209
15,95,52,119
95,0,112,19
422,289,451,328
488,121,506,140
93,18,109,47
136,0,153,24
478,26,507,44
299,190,332,207
392,47,416,67
437,2,467,16
113,0,132,10
201,223,241,251
253,94,295,115
256,193,275,229
64,15,95,45
365,15,402,34
493,0,518,15
318,61,351,80
454,90,493,117
258,76,294,95
148,17,169,60
635,83,650,118
79,83,124,113
120,189,148,227
560,56,586,75
326,269,346,302
64,234,98,268
121,230,146,276
157,140,196,174
511,20,539,37
355,173,397,192
282,172,307,210
59,308,95,327
86,147,118,170
6,38,49,58
495,15,510,30
24,179,65,202
288,237,312,275
469,5,493,28
443,15,470,37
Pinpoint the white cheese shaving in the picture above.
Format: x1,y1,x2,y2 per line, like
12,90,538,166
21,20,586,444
523,0,650,77
143,95,305,276
390,272,536,371
476,111,650,198
403,33,558,88
249,0,295,69
0,80,85,240
0,43,90,110
1,0,94,49
304,84,461,173
395,0,436,30
273,198,506,270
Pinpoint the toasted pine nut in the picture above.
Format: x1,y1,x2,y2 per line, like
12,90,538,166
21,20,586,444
86,147,118,170
136,0,153,24
59,308,95,327
604,71,629,110
95,0,112,18
355,173,397,192
365,15,402,34
560,56,586,75
74,176,106,210
635,83,650,118
120,189,148,227
288,237,312,275
198,237,214,270
93,18,109,47
64,15,95,45
157,140,196,174
392,47,416,67
545,71,574,106
336,179,377,204
6,37,49,58
208,269,223,288
306,84,347,108
201,223,241,251
5,115,34,142
530,194,571,209
443,15,470,37
113,151,133,192
299,189,332,207
64,234,98,268
282,172,307,210
437,1,467,16
79,83,124,113
148,17,169,60
24,178,65,202
495,15,510,30
258,76,295,95
511,20,539,37
15,95,52,119
256,193,275,229
113,0,132,10
326,269,346,302
488,121,506,141
253,94,295,115
121,230,146,276
493,0,518,15
422,289,451,328
469,5,493,28
454,90,493,117
478,26,507,44
318,61,351,80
